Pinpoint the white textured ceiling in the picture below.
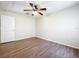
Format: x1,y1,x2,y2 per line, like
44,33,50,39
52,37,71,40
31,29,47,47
0,1,78,16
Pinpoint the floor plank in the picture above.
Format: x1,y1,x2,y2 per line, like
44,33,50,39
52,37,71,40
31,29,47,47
0,37,79,58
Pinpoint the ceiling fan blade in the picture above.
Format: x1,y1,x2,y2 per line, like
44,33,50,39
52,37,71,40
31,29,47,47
29,3,33,7
24,10,32,11
39,8,47,11
29,3,36,11
37,11,43,15
34,5,38,10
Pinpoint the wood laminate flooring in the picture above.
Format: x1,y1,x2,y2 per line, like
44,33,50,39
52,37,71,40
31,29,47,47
0,37,79,58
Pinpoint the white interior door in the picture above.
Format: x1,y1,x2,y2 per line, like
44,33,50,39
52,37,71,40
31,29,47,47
1,15,15,43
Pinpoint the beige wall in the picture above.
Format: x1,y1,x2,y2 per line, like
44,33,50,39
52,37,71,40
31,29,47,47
0,17,1,42
0,10,36,40
36,5,79,49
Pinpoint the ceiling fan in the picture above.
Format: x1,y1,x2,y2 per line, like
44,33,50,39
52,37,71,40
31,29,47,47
24,3,47,16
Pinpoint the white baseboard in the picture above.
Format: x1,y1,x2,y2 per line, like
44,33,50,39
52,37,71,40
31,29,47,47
36,36,79,49
0,35,35,43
